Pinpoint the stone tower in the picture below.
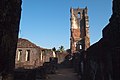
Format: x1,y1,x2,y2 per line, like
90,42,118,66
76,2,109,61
70,7,90,53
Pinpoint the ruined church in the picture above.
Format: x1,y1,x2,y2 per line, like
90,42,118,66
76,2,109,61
70,7,90,53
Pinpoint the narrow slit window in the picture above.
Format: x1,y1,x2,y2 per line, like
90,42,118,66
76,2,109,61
78,12,81,18
25,50,30,61
18,50,22,61
74,42,76,47
80,45,82,49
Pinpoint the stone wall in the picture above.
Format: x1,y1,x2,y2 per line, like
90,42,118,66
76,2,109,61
81,0,120,80
15,48,42,69
0,0,22,80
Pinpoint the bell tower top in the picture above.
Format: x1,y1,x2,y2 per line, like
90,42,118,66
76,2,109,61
70,7,90,53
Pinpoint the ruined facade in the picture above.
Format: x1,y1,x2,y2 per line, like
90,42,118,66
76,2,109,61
16,38,43,69
15,38,55,69
70,7,90,53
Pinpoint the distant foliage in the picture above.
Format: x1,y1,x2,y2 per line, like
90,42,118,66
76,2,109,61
57,46,65,53
52,47,56,52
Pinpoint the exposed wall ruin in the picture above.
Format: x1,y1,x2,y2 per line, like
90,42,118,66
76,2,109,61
70,7,90,53
0,0,22,80
83,0,120,80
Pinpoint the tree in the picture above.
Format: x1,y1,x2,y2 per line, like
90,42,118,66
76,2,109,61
58,46,65,53
52,47,56,52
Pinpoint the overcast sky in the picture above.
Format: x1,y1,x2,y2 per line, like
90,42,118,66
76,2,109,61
19,0,112,49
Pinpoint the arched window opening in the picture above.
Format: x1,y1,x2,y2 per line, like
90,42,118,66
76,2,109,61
80,45,82,49
78,12,81,18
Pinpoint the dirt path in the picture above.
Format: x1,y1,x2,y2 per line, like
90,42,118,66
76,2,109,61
47,68,79,80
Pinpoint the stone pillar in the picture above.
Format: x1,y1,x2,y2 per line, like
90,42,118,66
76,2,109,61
0,0,22,80
83,7,90,50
